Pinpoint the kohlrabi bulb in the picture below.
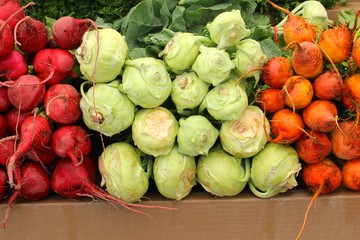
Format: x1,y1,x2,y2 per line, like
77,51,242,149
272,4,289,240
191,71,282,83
192,45,235,86
206,9,251,49
120,57,172,108
98,142,151,202
159,32,214,74
177,115,219,156
132,107,179,157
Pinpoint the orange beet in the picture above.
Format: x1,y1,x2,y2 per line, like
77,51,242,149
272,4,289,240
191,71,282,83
352,37,360,68
282,75,313,110
261,56,294,89
313,69,343,101
302,100,338,132
342,158,360,191
341,74,360,126
255,88,285,114
330,121,360,160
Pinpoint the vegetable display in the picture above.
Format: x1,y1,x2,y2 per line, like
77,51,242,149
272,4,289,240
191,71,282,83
1,0,360,238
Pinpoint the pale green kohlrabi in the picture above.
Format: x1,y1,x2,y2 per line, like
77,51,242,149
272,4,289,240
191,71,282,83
177,115,219,157
132,107,179,157
220,106,270,158
192,45,235,86
171,71,210,115
249,142,302,199
75,28,128,83
120,57,172,108
159,32,214,74
206,9,251,49
98,142,151,202
153,145,196,200
196,147,250,197
199,79,248,121
79,80,135,137
232,39,267,87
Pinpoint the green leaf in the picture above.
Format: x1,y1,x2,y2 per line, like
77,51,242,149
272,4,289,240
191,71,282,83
259,38,283,59
168,6,187,32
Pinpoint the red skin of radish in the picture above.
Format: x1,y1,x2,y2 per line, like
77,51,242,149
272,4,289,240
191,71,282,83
3,161,51,229
302,100,338,132
341,74,360,124
352,37,360,68
268,108,305,144
313,69,343,101
51,16,90,50
44,83,81,125
0,86,11,112
261,56,294,89
255,88,285,114
0,0,25,29
5,107,33,134
0,113,7,138
33,48,75,86
50,125,92,166
0,166,7,200
282,75,313,110
265,0,316,46
26,143,57,166
0,19,15,60
0,135,16,166
342,158,360,191
6,115,52,187
318,25,352,64
14,17,48,54
295,130,332,164
0,50,28,81
51,157,173,215
7,74,46,112
290,41,323,79
330,121,360,160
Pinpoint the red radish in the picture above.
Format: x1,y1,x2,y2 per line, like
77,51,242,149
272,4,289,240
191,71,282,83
6,114,52,187
5,107,33,134
266,108,305,144
14,16,48,54
265,0,316,46
0,86,11,112
0,113,7,138
330,121,360,160
7,74,46,112
0,50,28,82
341,74,360,126
0,135,16,166
296,159,342,240
290,41,323,79
312,69,343,101
302,100,338,132
261,56,294,89
26,143,57,166
318,25,352,64
0,0,25,29
51,16,94,50
295,130,332,164
0,167,7,200
282,75,313,110
50,125,92,166
44,83,81,125
3,161,51,228
255,88,285,114
342,158,360,191
352,37,360,68
0,19,14,59
51,158,174,215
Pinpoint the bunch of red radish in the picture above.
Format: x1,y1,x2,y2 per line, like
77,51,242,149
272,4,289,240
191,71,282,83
0,0,173,228
258,1,360,239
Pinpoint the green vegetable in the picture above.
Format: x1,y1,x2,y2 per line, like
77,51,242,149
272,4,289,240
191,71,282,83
171,71,210,115
98,142,151,202
132,107,179,157
79,80,135,137
206,9,251,49
199,79,248,121
220,106,270,158
75,28,128,83
196,147,250,197
192,45,235,86
177,115,219,156
153,145,196,200
120,57,172,108
159,32,214,73
249,142,302,199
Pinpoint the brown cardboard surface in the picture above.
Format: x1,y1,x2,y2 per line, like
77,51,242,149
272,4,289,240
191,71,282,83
327,0,360,21
0,189,359,240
